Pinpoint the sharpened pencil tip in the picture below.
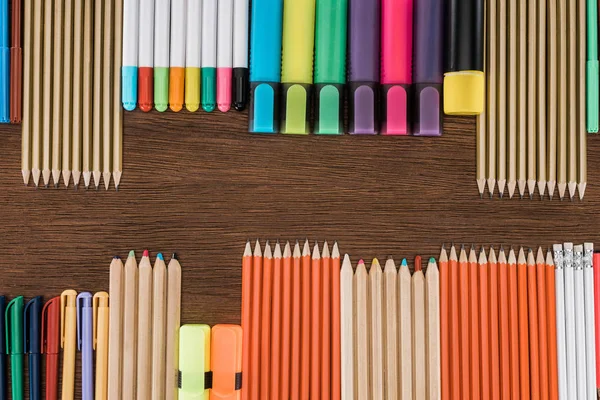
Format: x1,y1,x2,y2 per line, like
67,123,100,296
113,255,120,259
143,250,149,257
171,253,178,260
157,253,164,261
128,250,135,257
401,258,408,267
429,257,436,263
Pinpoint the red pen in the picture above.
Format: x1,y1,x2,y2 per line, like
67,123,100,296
41,297,60,400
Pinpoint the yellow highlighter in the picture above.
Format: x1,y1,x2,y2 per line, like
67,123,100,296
93,292,110,400
280,0,316,134
179,324,212,400
61,290,77,400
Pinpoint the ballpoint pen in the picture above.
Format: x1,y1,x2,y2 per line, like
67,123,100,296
93,292,109,400
0,0,9,122
61,290,77,400
77,292,93,400
0,296,5,400
24,297,42,400
41,297,60,400
587,0,599,132
6,296,24,400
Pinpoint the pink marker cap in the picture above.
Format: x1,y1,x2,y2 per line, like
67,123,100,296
217,68,233,112
381,84,410,135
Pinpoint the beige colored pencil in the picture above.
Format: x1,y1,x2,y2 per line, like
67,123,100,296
383,258,398,400
412,261,426,399
497,0,507,197
507,0,517,199
30,0,42,187
354,259,369,399
92,0,103,189
165,255,182,400
50,0,63,187
526,0,537,198
152,255,167,400
398,259,412,400
61,0,73,187
341,255,354,400
565,0,577,200
113,0,124,190
137,253,153,400
369,259,383,400
477,111,486,198
486,0,497,197
81,0,92,188
70,0,83,187
547,0,558,199
21,0,32,185
122,251,138,400
41,0,52,187
108,256,124,400
517,0,527,199
536,0,547,197
425,258,441,400
577,0,587,199
102,0,114,190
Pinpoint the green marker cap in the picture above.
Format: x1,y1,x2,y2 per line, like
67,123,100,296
314,83,344,134
154,67,170,112
280,83,312,134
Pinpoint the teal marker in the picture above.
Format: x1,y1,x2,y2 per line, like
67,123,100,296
587,0,598,132
314,0,348,134
201,0,218,112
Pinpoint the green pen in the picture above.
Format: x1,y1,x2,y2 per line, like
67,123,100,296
5,296,24,400
314,0,348,134
587,0,599,132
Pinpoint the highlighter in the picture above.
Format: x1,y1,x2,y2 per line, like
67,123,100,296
5,296,24,400
443,0,484,115
24,297,43,400
0,0,9,122
209,325,242,400
313,0,348,134
587,0,599,132
179,324,211,400
347,0,380,134
280,0,316,134
381,0,413,135
248,0,283,133
412,0,443,136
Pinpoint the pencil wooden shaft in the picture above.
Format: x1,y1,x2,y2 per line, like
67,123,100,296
567,0,577,194
113,0,123,188
507,0,517,193
310,253,321,400
250,252,263,400
61,0,73,184
42,0,52,183
425,262,441,400
520,0,530,191
137,260,153,400
300,253,310,399
290,253,302,399
102,0,114,185
92,0,103,186
30,0,42,181
486,0,497,193
260,252,273,399
459,258,470,399
545,262,559,400
331,252,341,400
450,256,460,400
477,110,486,192
70,0,83,186
165,258,181,400
547,0,559,192
536,0,547,189
479,258,490,400
499,258,510,400
370,262,384,400
321,254,331,400
241,249,252,400
21,0,32,181
577,0,587,197
439,257,450,400
108,258,124,400
81,0,93,179
412,271,426,400
517,260,530,399
51,0,63,184
536,261,549,399
151,261,167,400
489,257,501,400
270,253,282,399
355,262,369,400
469,259,480,400
383,262,398,400
340,257,353,400
281,252,292,400
507,261,519,399
122,257,138,400
527,261,540,400
399,265,412,400
497,0,507,193
527,0,538,185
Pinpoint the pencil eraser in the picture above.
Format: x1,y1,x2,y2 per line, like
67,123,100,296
380,84,410,135
121,66,138,111
154,67,169,112
138,67,154,112
232,68,249,111
210,324,242,400
169,67,185,112
443,70,485,115
9,46,22,123
586,60,599,133
217,67,232,113
280,83,312,135
412,83,443,136
348,82,379,134
201,67,217,112
185,67,201,112
314,83,344,134
249,82,280,133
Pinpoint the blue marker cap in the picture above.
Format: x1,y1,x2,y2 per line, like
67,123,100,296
249,82,280,133
121,66,138,111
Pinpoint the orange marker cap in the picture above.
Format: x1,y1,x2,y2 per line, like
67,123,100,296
210,324,243,400
169,67,185,112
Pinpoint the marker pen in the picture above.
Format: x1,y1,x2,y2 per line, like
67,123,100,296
154,0,170,112
122,0,140,110
201,0,217,112
443,0,485,115
217,0,233,112
313,0,348,134
587,0,599,132
280,0,316,134
412,0,443,136
0,0,10,123
381,0,413,135
138,0,154,112
168,0,186,112
232,0,249,111
185,0,201,112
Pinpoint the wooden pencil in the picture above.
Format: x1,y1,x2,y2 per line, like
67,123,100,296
331,243,341,400
497,0,507,197
486,0,497,197
518,0,528,198
458,247,470,399
383,258,398,400
112,0,123,190
300,240,311,399
340,254,353,400
310,243,321,400
165,254,182,400
151,254,167,400
80,0,92,188
476,110,486,197
122,251,138,400
468,248,480,399
489,248,501,400
498,248,510,400
108,256,124,400
30,0,42,187
270,243,282,399
71,0,83,188
517,248,530,399
102,0,115,189
260,242,273,399
241,242,252,400
536,0,547,197
290,242,302,399
577,0,587,199
507,0,517,198
527,249,540,400
567,0,578,199
50,0,63,187
355,259,369,399
449,246,461,400
21,0,32,185
41,0,52,187
547,0,558,199
439,246,450,399
545,249,559,400
526,0,537,198
425,257,441,400
507,249,520,399
137,251,153,400
91,0,103,189
478,249,490,400
321,243,331,400
536,248,549,400
250,240,263,400
60,0,74,187
280,242,292,400
398,259,412,400
412,257,426,400
370,258,384,400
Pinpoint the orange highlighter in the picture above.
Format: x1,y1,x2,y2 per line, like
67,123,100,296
210,325,242,400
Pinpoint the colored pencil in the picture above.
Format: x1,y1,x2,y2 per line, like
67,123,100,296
241,241,252,400
563,243,576,399
101,0,114,190
526,0,537,198
20,0,31,185
151,254,167,400
165,254,181,400
51,0,63,187
573,245,586,399
489,247,501,400
71,0,83,188
412,257,426,400
507,249,519,398
567,0,578,200
81,0,92,189
577,0,587,199
516,248,530,400
536,248,549,400
280,242,292,400
310,243,321,399
459,246,470,399
527,249,540,400
479,249,491,400
545,249,559,400
449,246,460,400
331,243,341,400
91,0,102,189
584,244,596,400
112,0,123,190
260,242,273,399
553,244,567,400
497,0,507,197
122,251,138,400
469,248,480,400
270,243,282,399
498,248,509,400
290,242,302,399
321,243,331,400
507,0,517,198
41,0,52,187
340,254,353,400
547,0,558,198
30,0,41,187
136,251,153,400
383,257,398,400
425,257,441,400
108,256,124,399
300,240,310,399
354,259,369,399
370,258,383,400
486,0,497,196
250,240,263,400
439,246,450,399
398,258,412,400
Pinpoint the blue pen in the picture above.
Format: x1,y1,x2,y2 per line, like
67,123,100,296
24,297,42,400
77,293,94,400
0,296,6,400
248,0,284,133
0,0,9,122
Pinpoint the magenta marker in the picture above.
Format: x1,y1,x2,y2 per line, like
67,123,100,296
347,0,380,134
412,0,443,136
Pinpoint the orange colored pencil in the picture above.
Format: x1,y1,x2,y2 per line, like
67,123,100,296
300,240,311,399
440,246,451,400
250,240,263,400
507,249,520,400
290,242,302,400
536,248,549,400
310,243,322,400
527,249,540,400
478,249,490,400
280,242,292,400
260,242,273,399
242,241,253,400
545,249,559,400
321,242,331,400
270,243,282,398
498,248,510,400
449,245,461,400
468,247,480,400
517,248,530,400
489,248,501,400
459,246,471,400
331,243,341,400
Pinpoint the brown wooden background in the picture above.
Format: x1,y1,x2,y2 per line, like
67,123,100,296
0,111,599,395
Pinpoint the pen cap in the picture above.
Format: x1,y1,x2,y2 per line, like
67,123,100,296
41,296,60,354
76,292,92,351
249,82,280,133
280,83,312,134
24,296,43,354
5,296,24,354
179,324,211,400
210,324,242,400
380,84,411,135
348,82,379,134
0,296,5,354
412,83,443,136
92,292,109,350
314,84,344,134
60,290,77,348
443,71,484,115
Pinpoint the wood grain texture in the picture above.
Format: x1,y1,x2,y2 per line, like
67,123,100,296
1,111,600,396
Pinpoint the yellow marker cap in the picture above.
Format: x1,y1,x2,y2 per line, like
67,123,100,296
179,324,211,400
443,70,485,115
185,68,201,112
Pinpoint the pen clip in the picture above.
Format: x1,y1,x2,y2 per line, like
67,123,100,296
92,292,109,351
23,298,30,353
41,296,59,354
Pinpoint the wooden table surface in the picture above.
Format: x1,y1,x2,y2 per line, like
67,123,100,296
1,111,599,394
